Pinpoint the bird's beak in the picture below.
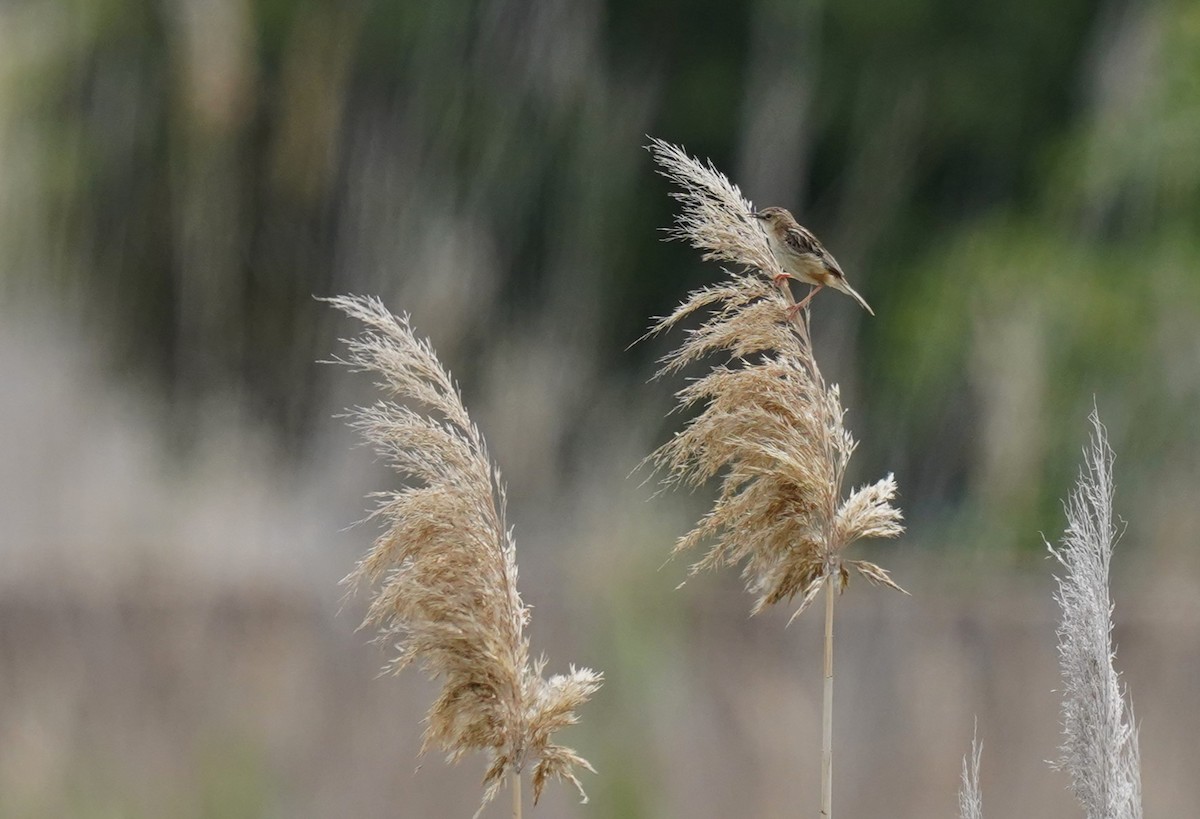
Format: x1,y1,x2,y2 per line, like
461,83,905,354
751,211,764,220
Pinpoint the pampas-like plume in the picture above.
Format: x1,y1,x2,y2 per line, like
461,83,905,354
958,724,984,819
642,139,905,618
327,295,601,814
1048,409,1142,819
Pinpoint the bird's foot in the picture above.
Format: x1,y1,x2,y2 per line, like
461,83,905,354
785,285,822,319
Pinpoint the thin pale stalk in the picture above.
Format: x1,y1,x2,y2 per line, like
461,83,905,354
780,273,839,819
821,574,835,818
512,771,522,819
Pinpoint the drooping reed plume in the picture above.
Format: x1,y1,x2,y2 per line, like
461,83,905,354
327,294,601,816
641,139,904,817
1048,409,1142,819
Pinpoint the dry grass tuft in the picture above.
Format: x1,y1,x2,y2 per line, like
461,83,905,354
326,294,601,813
642,139,904,618
1048,409,1142,819
958,723,984,819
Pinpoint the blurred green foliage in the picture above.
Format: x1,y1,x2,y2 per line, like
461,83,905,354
2,0,1198,551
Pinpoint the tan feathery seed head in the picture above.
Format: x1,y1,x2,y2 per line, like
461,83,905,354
326,295,601,812
642,140,905,618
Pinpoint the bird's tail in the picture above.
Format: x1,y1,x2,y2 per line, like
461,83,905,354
839,281,874,315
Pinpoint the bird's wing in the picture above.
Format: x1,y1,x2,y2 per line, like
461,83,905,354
783,226,844,277
782,226,820,256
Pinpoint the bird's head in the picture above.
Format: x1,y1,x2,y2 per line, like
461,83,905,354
751,206,791,227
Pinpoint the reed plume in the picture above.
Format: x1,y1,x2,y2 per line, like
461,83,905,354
957,724,984,819
642,139,904,817
1048,409,1142,819
327,294,601,816
642,138,904,616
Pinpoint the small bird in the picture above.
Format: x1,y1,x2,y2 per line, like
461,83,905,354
752,207,874,315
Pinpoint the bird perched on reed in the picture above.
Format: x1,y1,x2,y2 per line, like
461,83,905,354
753,207,874,315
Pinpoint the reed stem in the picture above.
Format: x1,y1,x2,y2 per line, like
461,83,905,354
821,574,835,818
512,771,522,819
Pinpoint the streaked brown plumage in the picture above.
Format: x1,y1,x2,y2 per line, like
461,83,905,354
753,206,874,315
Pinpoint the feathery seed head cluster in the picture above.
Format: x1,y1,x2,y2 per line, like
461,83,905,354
328,295,601,812
958,725,984,819
1049,410,1142,819
644,139,905,618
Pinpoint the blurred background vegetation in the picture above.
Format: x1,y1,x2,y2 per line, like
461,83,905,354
1,1,1198,817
